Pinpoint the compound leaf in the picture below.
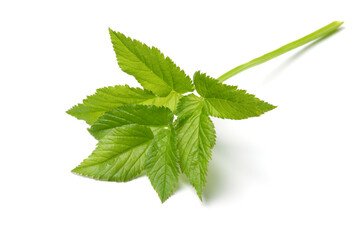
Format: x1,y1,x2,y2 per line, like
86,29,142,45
72,124,154,182
109,29,194,96
194,71,276,120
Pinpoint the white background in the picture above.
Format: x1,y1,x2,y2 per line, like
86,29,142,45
1,0,359,239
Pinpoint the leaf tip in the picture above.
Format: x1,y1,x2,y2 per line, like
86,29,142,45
86,127,99,140
156,191,171,203
193,70,201,79
66,106,81,120
267,103,278,112
65,106,75,115
197,192,203,201
71,167,81,175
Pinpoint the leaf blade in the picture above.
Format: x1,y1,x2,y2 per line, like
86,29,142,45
72,124,154,182
175,94,216,199
146,127,179,203
66,85,183,125
89,105,174,140
109,29,194,96
66,85,157,125
194,71,276,120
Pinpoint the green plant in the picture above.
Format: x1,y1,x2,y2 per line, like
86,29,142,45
67,21,343,202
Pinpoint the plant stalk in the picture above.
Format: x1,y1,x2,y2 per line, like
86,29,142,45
218,21,343,83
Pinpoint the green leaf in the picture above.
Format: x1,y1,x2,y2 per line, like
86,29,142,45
89,105,174,140
194,71,276,120
146,126,180,203
66,85,157,125
72,124,154,182
175,94,216,200
142,90,182,113
109,29,194,96
66,85,183,125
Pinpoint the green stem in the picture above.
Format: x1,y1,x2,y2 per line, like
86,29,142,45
218,21,343,83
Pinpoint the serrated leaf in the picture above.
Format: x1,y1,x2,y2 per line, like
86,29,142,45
72,124,154,182
146,127,179,203
66,85,182,125
175,94,216,200
109,29,194,96
89,105,174,140
194,71,276,120
66,85,157,125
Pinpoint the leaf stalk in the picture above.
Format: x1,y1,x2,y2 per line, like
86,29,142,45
218,21,343,82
